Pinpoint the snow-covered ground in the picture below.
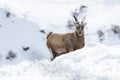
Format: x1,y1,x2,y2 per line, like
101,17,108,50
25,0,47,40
0,44,120,80
0,0,120,80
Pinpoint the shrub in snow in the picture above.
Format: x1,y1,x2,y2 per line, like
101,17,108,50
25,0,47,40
6,51,16,60
72,5,87,17
67,5,87,30
22,47,30,51
39,30,45,34
111,25,120,34
79,5,87,13
6,11,11,18
97,30,104,41
95,25,120,45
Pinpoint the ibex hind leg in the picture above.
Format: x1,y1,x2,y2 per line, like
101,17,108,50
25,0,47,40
51,54,57,61
48,47,56,61
51,52,57,61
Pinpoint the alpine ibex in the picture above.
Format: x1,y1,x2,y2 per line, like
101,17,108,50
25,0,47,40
46,16,86,60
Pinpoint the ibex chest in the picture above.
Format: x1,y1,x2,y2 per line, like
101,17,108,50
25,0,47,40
73,36,84,50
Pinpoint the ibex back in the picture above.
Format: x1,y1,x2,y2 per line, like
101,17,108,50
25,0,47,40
46,16,86,60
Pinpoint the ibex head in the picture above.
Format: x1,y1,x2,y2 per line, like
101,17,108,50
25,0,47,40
73,15,86,36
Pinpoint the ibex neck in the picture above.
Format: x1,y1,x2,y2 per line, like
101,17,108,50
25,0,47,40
73,31,85,50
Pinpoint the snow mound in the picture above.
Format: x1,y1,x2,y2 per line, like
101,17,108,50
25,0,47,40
0,8,50,65
0,43,120,80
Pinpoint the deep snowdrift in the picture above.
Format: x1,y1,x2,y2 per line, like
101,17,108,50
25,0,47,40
0,44,120,80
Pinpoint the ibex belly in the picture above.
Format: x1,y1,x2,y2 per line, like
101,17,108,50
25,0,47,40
55,48,67,54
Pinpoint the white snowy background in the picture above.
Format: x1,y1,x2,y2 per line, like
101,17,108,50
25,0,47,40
0,0,120,80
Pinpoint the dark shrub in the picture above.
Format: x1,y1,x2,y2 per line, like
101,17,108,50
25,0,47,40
97,30,104,41
39,30,45,34
23,47,30,51
6,51,16,60
111,25,120,34
6,11,11,18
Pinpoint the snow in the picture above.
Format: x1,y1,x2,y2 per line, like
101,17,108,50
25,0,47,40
0,44,120,80
0,0,120,80
0,7,50,65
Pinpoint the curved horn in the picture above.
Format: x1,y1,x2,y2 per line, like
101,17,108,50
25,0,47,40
73,15,79,23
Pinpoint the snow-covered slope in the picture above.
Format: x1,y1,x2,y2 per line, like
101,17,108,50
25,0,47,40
0,44,120,80
0,8,50,65
0,0,120,80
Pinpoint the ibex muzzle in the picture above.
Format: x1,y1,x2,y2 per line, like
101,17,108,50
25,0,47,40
46,16,86,60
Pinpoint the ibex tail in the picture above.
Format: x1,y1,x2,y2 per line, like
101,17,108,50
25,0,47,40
47,32,53,39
